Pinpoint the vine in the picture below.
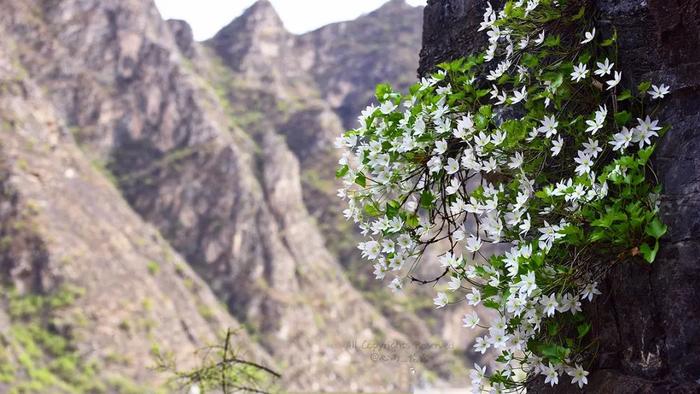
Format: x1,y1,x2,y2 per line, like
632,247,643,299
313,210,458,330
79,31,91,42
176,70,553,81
336,0,669,391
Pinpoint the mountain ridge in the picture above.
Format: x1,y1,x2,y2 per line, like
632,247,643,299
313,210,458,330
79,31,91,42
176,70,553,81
0,0,473,391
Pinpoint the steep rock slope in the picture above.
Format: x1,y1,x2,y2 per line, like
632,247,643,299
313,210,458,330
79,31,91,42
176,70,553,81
298,0,424,130
0,0,446,390
208,0,474,383
419,0,700,392
0,29,270,392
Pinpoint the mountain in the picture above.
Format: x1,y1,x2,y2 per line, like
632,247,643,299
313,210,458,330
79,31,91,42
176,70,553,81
0,11,272,391
0,0,479,392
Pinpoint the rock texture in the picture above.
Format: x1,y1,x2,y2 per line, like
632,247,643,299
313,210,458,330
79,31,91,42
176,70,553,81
299,0,424,130
0,23,271,391
0,0,476,391
419,0,700,391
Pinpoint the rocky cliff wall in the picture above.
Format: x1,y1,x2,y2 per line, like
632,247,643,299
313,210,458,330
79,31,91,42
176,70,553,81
0,0,470,390
0,23,271,390
419,0,700,391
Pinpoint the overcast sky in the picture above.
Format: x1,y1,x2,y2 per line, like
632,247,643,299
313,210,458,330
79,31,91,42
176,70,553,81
154,0,426,41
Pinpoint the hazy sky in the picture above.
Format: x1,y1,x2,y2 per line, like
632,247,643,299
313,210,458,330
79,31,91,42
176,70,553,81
154,0,426,41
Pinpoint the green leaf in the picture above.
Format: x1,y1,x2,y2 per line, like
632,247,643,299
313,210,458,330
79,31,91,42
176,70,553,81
405,214,419,229
601,28,617,47
540,344,569,363
386,200,400,218
646,217,668,239
640,240,659,263
375,83,392,100
478,105,492,118
355,172,367,187
544,35,561,48
614,111,632,126
335,165,349,179
617,90,632,102
420,191,434,209
522,53,539,68
638,81,652,95
482,299,500,310
577,322,591,338
638,145,655,164
363,203,381,217
571,6,585,21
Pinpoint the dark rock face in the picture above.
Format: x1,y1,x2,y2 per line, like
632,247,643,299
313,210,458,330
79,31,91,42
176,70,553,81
166,19,196,58
418,0,488,76
419,0,700,391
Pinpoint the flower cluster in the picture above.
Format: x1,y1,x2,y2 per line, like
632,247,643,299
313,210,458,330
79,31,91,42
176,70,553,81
336,0,668,391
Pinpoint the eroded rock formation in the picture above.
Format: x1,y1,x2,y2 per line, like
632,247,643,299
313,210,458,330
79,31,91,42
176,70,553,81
0,0,474,391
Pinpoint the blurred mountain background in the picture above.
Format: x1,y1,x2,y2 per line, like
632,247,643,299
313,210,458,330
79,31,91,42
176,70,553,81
0,0,481,391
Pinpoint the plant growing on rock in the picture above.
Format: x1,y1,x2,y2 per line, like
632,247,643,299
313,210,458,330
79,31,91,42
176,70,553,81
336,0,669,391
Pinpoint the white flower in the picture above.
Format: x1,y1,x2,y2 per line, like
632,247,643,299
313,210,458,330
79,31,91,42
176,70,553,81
551,136,564,156
428,156,443,173
360,241,382,260
538,115,558,138
581,28,595,44
594,58,614,76
433,292,448,308
380,100,397,114
539,293,559,317
519,36,529,49
570,63,589,83
633,116,661,148
610,126,634,151
492,129,507,146
470,363,488,386
388,277,403,293
606,71,622,90
446,177,461,195
648,84,670,99
567,364,589,388
511,86,528,104
539,221,563,247
543,363,559,386
434,139,448,155
585,105,607,134
518,271,538,297
525,0,540,15
508,152,524,169
482,157,498,173
445,157,460,174
465,235,483,253
534,30,546,45
567,295,582,314
581,282,602,302
447,275,462,291
574,151,594,176
466,288,482,306
583,138,603,158
462,312,480,328
473,337,489,355
439,252,461,268
519,214,531,236
413,116,426,136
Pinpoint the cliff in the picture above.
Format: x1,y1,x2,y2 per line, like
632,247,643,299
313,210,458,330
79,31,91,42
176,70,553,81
0,0,474,391
419,0,700,391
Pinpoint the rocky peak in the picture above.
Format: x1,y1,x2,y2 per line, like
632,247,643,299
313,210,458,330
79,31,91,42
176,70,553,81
242,0,285,27
166,19,196,58
375,0,415,14
210,0,290,72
